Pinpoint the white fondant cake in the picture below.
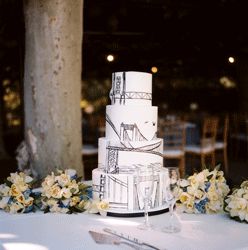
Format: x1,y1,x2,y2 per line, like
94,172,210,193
92,71,168,215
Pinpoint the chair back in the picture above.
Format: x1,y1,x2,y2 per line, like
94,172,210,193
201,117,218,148
160,120,186,151
223,115,229,144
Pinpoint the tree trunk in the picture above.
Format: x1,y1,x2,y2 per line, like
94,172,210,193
23,0,83,178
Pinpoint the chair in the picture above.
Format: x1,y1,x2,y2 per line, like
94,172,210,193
185,117,218,169
159,120,186,177
215,115,229,174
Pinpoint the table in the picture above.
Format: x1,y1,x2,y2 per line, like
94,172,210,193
1,211,248,250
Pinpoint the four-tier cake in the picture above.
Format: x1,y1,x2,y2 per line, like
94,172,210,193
92,71,168,216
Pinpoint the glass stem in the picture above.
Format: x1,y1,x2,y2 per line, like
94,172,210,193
169,201,175,229
144,198,149,226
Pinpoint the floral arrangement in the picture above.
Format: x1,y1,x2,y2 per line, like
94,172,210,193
176,167,230,214
35,169,109,215
225,180,248,223
0,169,109,215
0,172,35,213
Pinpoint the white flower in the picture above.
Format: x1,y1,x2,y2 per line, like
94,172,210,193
176,167,229,214
85,199,109,216
50,184,62,199
65,169,77,178
55,174,71,187
0,197,10,209
61,188,72,199
38,169,89,214
9,202,24,214
25,175,33,183
225,180,248,223
0,184,10,196
49,203,69,213
180,179,189,188
42,173,55,188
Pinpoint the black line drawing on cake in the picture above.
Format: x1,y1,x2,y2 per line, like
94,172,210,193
106,143,162,174
110,72,152,105
106,114,162,174
106,114,155,143
104,175,129,210
120,122,148,141
94,169,160,210
92,174,106,200
106,114,121,140
134,172,160,210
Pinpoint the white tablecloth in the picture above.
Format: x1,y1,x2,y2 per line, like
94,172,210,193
0,210,248,250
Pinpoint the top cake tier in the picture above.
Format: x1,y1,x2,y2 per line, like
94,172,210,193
110,71,152,106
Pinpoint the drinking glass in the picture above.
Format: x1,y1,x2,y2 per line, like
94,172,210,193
136,165,156,230
163,167,181,233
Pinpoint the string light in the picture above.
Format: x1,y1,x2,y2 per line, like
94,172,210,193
228,56,235,64
106,54,114,62
151,66,158,73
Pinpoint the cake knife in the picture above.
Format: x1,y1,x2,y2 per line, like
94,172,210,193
103,228,161,250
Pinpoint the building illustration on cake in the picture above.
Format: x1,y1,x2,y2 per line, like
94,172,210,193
92,71,168,215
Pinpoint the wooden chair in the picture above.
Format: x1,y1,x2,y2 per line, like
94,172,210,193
185,117,218,169
215,115,229,174
159,120,186,177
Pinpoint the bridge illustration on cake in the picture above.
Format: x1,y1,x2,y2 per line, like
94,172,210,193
94,165,162,211
105,114,162,174
110,72,152,105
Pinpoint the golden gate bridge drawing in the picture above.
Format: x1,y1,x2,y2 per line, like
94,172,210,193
105,114,162,174
110,72,152,105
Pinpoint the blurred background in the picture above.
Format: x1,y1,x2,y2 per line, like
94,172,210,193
0,0,248,184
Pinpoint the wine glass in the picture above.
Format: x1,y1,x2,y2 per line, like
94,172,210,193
163,167,181,233
136,165,156,230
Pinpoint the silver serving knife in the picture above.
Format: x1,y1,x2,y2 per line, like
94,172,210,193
103,228,161,250
89,230,141,249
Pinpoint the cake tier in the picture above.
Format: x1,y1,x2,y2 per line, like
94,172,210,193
92,168,168,213
98,137,163,173
110,71,152,106
106,105,158,141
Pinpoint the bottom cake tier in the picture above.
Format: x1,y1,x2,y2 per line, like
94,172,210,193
92,167,169,216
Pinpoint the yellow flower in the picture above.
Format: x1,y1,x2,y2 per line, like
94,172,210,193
24,197,34,207
9,184,21,197
70,196,80,206
179,192,191,203
97,200,109,211
16,194,25,204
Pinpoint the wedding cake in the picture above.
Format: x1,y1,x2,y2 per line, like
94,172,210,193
92,71,168,215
